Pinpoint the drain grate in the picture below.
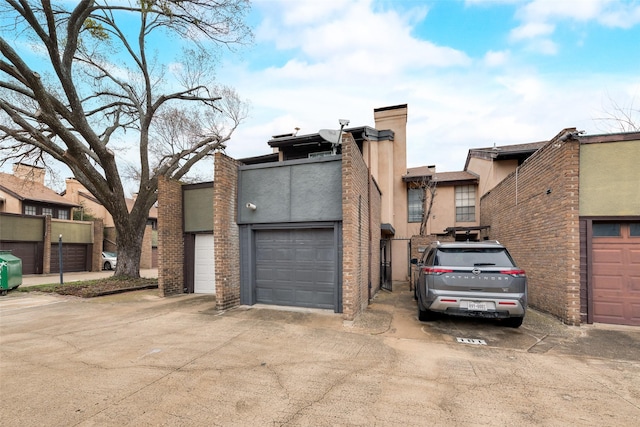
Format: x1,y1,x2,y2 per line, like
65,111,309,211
456,337,487,345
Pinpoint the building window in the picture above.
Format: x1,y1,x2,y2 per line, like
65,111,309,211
593,223,620,237
24,205,37,215
455,185,476,222
408,188,423,222
58,210,69,220
631,223,640,237
42,207,53,216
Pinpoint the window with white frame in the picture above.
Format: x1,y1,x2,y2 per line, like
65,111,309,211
455,185,476,222
408,188,423,222
42,207,53,216
58,210,69,220
24,205,37,215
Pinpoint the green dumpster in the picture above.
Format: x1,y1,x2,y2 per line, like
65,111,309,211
0,250,22,295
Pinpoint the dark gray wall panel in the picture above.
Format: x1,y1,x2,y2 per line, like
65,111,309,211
290,162,342,222
238,158,341,224
240,166,291,224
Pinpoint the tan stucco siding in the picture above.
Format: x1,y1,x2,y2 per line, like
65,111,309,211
580,140,640,216
0,189,21,213
467,157,518,196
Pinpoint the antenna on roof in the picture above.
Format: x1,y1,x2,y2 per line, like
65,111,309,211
318,119,350,155
318,129,341,144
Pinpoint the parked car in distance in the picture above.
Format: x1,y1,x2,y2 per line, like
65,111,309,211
412,240,527,328
102,251,117,271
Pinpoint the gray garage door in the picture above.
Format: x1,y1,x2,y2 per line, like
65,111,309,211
255,228,336,309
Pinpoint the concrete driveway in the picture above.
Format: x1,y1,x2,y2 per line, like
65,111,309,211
1,283,638,426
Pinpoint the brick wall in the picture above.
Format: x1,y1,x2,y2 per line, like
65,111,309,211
214,152,242,310
43,215,51,274
480,134,581,325
342,134,371,320
92,219,103,272
140,224,152,269
369,177,382,297
157,176,184,296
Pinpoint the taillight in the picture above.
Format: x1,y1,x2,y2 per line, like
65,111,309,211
500,269,526,277
422,267,454,275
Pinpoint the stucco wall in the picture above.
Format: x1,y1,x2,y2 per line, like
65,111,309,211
183,184,214,233
579,139,640,216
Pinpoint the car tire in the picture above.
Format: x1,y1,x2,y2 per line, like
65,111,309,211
418,307,437,322
503,316,524,328
104,261,112,271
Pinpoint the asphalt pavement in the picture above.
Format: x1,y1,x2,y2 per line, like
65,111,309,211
1,281,638,426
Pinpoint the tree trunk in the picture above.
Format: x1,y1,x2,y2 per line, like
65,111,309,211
112,217,145,278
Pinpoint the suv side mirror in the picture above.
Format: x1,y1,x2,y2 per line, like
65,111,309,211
410,258,418,265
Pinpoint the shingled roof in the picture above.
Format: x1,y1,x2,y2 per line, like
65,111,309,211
0,172,79,207
403,167,478,185
464,141,546,169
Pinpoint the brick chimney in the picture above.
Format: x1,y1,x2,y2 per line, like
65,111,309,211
13,162,45,185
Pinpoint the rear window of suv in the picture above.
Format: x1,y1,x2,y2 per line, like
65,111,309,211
435,248,515,267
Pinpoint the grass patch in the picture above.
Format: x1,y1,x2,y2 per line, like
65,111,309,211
18,276,158,298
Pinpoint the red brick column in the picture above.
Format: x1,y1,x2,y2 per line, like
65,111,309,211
42,215,51,274
157,176,184,296
92,219,103,272
342,134,371,320
214,152,242,310
140,224,153,269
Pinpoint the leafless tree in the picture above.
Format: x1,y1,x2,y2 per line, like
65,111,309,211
594,94,640,132
410,176,437,236
0,0,252,277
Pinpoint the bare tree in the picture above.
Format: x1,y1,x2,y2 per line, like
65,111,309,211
420,179,437,236
595,94,640,132
0,1,252,277
409,176,437,236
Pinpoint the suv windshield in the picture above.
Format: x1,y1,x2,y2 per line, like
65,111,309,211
435,248,515,267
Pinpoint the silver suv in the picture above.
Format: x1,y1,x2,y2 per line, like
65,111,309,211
412,241,527,328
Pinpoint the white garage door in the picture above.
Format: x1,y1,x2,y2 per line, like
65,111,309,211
194,234,215,294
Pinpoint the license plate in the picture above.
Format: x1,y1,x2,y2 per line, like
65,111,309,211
467,302,487,311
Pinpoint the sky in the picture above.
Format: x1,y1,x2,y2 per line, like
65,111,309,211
217,0,640,172
2,0,640,189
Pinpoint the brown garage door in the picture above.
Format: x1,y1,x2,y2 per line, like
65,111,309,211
591,222,640,326
50,243,89,273
0,241,42,274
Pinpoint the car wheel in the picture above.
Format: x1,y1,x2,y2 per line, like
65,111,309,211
418,306,437,322
502,316,524,328
104,261,112,270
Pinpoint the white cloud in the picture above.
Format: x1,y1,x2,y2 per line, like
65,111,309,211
220,0,640,173
506,0,640,51
483,50,510,67
509,22,555,41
